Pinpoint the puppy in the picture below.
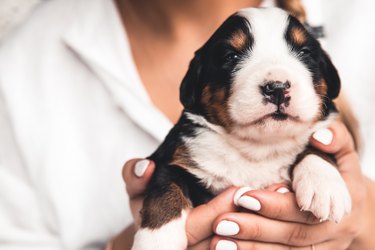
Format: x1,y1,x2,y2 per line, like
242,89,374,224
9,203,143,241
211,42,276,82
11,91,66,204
132,8,351,250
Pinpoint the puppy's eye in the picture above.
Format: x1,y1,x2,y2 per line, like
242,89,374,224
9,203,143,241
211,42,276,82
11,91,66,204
224,52,239,62
298,47,312,57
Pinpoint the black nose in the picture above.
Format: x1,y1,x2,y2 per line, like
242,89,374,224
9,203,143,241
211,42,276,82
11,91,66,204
261,81,291,106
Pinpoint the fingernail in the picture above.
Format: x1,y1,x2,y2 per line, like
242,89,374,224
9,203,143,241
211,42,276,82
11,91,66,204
134,160,150,177
215,220,240,236
276,187,290,194
233,186,253,206
237,196,261,211
216,239,237,250
312,128,333,145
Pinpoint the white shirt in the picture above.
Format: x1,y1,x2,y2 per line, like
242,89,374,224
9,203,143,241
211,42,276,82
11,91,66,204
0,0,374,249
0,0,172,249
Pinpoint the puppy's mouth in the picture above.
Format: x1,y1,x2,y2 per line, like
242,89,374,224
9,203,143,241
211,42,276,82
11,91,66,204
241,112,301,127
270,111,289,121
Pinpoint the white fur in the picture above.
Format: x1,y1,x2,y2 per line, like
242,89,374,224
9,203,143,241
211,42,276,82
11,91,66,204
185,112,337,195
186,113,302,193
228,8,321,141
132,211,188,250
293,154,352,222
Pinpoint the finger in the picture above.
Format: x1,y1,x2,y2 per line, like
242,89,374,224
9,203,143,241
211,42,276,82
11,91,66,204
310,121,355,157
186,187,238,245
213,213,334,246
310,121,363,184
235,189,320,224
211,236,289,250
122,158,155,199
211,236,348,250
188,238,211,250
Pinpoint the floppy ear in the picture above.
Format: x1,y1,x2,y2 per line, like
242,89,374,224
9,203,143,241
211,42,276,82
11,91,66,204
320,50,341,99
180,50,203,109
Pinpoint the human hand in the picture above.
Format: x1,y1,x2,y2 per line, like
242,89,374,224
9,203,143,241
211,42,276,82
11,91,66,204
122,158,240,249
210,121,367,250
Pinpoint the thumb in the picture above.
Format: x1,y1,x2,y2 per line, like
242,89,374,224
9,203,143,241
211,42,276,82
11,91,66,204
186,187,238,245
122,158,155,199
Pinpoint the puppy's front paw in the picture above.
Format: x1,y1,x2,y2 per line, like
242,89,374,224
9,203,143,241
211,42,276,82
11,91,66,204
292,155,352,222
132,212,188,250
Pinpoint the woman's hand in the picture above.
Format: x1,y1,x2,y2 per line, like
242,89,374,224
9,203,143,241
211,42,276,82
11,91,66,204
118,159,239,249
210,121,373,250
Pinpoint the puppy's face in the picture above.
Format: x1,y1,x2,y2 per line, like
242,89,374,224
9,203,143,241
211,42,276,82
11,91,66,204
180,8,340,140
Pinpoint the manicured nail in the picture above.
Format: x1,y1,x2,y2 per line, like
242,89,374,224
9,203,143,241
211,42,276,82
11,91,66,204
312,128,333,145
134,159,150,177
276,187,291,194
216,239,237,250
237,196,261,211
233,187,253,206
215,220,240,236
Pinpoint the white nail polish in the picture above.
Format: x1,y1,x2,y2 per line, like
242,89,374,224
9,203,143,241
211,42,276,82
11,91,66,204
276,187,290,194
215,220,240,236
216,240,237,250
312,128,333,145
233,186,253,206
134,160,149,177
237,196,261,211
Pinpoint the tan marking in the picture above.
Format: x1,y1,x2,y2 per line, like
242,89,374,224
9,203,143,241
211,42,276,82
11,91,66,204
170,145,196,169
141,183,191,229
312,79,329,121
201,85,233,128
229,30,248,50
291,27,306,45
316,79,328,96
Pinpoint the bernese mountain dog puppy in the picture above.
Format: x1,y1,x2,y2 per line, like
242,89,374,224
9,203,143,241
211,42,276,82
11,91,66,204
132,8,351,250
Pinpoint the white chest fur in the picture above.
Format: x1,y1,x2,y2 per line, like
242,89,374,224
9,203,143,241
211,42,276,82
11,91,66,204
184,126,309,194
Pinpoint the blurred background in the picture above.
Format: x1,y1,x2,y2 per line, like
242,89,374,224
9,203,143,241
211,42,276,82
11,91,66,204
1,0,373,174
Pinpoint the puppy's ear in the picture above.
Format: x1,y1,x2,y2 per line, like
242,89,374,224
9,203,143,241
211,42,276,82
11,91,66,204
320,50,341,99
180,50,203,109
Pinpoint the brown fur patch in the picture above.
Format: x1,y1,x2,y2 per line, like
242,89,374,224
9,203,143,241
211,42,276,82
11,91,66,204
315,79,328,96
201,85,232,128
141,183,191,229
291,27,307,45
312,79,329,122
170,145,196,169
229,30,248,51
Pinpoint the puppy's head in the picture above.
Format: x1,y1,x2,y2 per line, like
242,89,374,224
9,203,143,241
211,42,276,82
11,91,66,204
180,8,340,140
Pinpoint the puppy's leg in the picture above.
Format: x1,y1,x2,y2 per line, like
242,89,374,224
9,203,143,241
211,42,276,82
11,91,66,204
132,182,191,250
292,154,352,222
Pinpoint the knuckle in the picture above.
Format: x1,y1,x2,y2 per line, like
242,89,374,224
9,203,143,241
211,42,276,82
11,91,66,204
271,202,284,220
186,230,201,246
249,220,263,240
342,223,361,238
287,225,309,246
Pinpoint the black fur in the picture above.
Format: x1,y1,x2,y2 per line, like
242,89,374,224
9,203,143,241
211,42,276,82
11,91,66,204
285,15,340,117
